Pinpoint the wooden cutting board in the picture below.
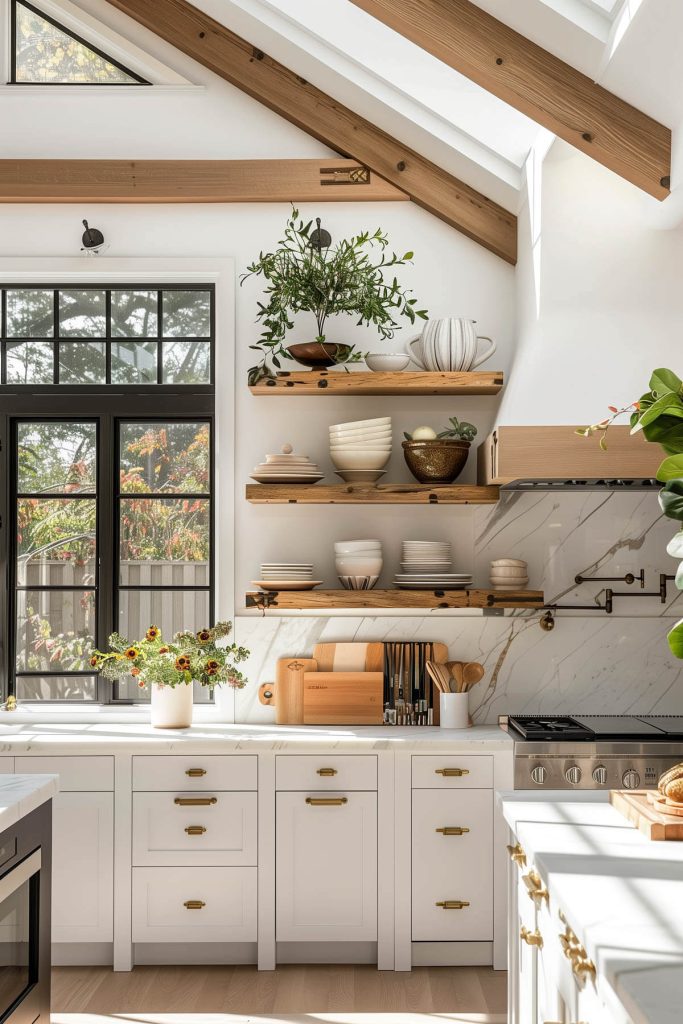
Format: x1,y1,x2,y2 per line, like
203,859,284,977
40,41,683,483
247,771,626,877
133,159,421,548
313,642,385,672
610,789,683,840
273,657,317,725
303,671,384,725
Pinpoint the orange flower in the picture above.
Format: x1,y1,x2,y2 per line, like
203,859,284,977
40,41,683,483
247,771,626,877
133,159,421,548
196,629,211,643
89,655,99,667
145,626,160,641
138,680,146,689
131,667,140,677
159,646,169,654
175,655,191,671
205,659,219,672
124,647,139,660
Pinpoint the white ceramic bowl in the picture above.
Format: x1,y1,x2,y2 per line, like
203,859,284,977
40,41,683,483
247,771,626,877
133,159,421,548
330,416,391,430
488,565,529,578
365,353,410,372
335,469,386,484
335,541,381,554
329,427,392,442
490,559,527,568
335,556,383,576
490,576,528,587
330,450,391,471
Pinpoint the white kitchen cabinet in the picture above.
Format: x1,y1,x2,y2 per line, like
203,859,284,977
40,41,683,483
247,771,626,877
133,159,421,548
411,789,493,941
132,866,257,943
132,791,257,867
276,790,377,942
51,791,114,943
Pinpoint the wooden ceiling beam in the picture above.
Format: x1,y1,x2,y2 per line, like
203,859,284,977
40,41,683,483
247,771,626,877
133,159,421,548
0,158,408,203
102,0,517,263
351,0,671,200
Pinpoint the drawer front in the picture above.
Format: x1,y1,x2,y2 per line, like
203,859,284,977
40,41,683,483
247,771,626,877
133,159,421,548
276,755,377,791
16,755,113,791
132,866,257,943
132,791,257,867
411,789,493,940
0,759,14,773
412,754,493,789
132,755,257,792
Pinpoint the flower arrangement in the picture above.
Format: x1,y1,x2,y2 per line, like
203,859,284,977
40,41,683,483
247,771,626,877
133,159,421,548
89,621,249,689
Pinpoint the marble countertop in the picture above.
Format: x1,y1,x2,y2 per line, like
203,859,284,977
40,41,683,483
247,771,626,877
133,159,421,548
501,791,683,1024
0,774,58,832
0,720,511,754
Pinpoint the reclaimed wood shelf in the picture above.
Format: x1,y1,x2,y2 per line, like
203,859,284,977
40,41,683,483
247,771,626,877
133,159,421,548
245,588,544,611
246,483,500,505
249,369,504,396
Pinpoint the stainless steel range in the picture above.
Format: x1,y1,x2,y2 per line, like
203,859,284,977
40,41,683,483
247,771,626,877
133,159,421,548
501,715,683,790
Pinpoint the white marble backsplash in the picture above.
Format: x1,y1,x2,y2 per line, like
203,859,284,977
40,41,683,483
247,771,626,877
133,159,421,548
235,492,683,723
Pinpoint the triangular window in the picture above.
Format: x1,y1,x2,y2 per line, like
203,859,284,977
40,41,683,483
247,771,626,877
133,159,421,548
11,0,149,85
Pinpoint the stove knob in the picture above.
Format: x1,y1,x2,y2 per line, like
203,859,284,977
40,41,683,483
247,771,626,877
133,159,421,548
565,765,582,785
592,765,608,785
530,765,547,785
622,768,641,790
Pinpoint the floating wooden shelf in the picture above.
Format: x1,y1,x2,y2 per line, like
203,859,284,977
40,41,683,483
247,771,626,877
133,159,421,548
246,483,500,505
249,369,504,396
245,588,544,611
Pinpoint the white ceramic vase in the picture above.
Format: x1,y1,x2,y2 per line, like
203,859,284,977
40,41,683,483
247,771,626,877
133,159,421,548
150,682,193,729
408,317,496,372
440,692,470,729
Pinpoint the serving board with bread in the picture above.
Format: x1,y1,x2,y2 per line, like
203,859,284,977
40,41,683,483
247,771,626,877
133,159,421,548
610,761,683,840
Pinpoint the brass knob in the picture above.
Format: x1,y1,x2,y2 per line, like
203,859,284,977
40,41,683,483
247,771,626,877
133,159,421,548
316,768,338,777
506,843,527,866
183,900,205,910
572,957,596,981
185,826,207,836
174,797,217,806
436,826,470,836
435,768,470,777
435,900,470,909
305,797,348,806
523,870,549,906
520,926,543,948
185,768,207,777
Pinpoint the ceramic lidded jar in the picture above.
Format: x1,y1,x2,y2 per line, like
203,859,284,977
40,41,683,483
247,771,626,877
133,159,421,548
408,317,496,371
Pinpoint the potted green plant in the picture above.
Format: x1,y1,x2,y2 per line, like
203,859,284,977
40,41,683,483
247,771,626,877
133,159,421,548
90,621,249,728
578,367,683,658
241,208,428,384
402,417,478,484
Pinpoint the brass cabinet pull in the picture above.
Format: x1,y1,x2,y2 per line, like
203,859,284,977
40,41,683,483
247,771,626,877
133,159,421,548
305,797,347,806
523,870,549,906
436,826,470,836
316,768,338,777
174,797,217,806
185,768,207,777
184,825,207,836
435,768,470,777
572,957,596,981
506,842,527,867
435,900,470,910
520,926,543,948
183,900,206,910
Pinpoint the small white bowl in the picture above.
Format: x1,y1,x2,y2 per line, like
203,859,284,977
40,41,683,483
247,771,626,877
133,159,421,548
329,428,392,442
491,559,528,568
365,353,410,372
334,540,382,551
335,557,383,576
330,417,391,431
330,450,391,471
335,469,386,484
489,565,529,578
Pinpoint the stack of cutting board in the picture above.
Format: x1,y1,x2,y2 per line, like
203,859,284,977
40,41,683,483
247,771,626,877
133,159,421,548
610,789,683,840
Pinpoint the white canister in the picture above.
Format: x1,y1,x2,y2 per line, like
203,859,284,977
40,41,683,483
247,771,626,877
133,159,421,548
408,317,496,372
439,692,470,729
150,682,193,729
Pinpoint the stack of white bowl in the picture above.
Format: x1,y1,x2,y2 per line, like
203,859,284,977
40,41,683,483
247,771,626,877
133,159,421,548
490,559,528,590
334,540,383,590
329,417,392,483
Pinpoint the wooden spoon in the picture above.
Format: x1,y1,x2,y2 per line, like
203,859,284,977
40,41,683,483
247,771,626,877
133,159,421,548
426,661,451,694
462,662,485,691
447,661,465,693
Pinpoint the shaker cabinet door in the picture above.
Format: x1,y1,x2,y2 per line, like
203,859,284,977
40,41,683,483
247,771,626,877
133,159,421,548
276,791,377,942
51,791,114,942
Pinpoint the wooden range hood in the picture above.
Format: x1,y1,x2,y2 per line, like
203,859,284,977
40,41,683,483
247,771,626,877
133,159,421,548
477,426,662,489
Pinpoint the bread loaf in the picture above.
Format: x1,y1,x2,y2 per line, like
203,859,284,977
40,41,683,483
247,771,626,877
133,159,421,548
664,777,683,804
659,763,683,797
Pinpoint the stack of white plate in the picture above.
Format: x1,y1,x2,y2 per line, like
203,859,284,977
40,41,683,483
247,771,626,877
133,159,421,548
251,444,323,485
252,563,323,592
394,540,473,590
329,418,392,483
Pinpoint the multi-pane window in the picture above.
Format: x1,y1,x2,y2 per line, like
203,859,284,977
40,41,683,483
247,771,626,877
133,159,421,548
1,287,213,385
1,284,215,703
11,0,148,85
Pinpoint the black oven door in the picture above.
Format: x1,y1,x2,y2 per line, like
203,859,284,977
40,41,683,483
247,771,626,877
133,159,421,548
0,849,42,1024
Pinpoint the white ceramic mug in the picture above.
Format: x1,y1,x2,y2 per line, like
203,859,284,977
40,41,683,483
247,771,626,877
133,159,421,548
439,692,470,729
407,317,496,372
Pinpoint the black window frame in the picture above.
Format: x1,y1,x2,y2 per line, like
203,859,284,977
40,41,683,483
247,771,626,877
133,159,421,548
10,0,150,86
0,283,216,704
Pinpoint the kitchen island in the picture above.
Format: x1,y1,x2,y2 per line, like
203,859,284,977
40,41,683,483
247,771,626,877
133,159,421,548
501,791,683,1024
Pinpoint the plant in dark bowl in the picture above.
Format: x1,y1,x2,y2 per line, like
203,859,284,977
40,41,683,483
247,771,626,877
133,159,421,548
402,417,478,484
241,207,427,384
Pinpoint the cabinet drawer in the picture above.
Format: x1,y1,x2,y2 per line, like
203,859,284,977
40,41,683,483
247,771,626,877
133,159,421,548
52,792,114,942
132,755,257,792
276,755,377,791
16,755,113,791
411,789,493,940
132,866,257,943
132,791,257,867
412,755,493,789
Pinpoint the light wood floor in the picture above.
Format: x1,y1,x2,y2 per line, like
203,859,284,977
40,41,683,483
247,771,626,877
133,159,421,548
51,964,507,1017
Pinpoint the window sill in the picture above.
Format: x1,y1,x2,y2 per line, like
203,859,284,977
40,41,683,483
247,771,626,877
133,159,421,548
0,703,233,725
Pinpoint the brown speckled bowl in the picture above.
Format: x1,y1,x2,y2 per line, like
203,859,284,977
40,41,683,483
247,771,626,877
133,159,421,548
286,342,352,368
402,439,470,484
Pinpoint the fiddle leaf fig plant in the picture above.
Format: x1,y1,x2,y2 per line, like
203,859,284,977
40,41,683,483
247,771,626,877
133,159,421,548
579,367,683,658
241,207,428,384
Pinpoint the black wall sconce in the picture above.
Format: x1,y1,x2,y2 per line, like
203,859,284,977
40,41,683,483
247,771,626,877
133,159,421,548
81,219,106,255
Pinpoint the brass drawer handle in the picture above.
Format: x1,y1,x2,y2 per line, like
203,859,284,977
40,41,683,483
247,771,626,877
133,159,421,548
305,797,348,806
435,768,470,777
174,797,217,806
506,842,527,867
185,826,207,836
183,900,206,910
316,768,338,777
436,827,470,836
435,900,470,910
185,768,207,777
520,926,543,948
523,870,549,906
572,957,596,981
